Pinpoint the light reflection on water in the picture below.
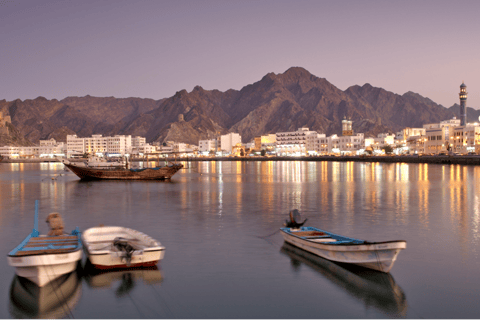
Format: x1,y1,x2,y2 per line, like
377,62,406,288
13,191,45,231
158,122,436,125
1,161,480,318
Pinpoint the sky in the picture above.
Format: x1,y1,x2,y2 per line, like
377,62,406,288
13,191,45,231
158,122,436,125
1,0,479,109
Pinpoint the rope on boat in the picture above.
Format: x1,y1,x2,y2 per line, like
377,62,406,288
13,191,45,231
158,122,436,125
257,229,280,239
40,255,75,319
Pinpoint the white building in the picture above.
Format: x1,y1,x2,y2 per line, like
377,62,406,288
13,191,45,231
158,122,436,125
0,139,65,159
365,133,395,152
451,123,480,154
220,133,242,154
306,133,327,154
199,139,217,153
276,127,317,156
396,128,426,143
424,118,460,154
66,134,133,157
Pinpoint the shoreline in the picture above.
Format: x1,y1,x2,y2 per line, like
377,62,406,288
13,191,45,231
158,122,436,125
2,154,480,165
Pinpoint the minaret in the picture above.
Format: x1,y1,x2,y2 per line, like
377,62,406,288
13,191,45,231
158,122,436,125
459,82,467,126
342,116,353,136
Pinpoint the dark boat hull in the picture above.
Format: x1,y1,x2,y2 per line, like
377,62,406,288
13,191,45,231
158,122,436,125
64,163,183,180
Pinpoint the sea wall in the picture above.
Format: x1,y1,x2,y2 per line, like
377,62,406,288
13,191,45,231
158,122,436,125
3,155,480,166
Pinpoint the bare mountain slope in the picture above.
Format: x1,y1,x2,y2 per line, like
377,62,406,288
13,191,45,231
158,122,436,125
0,67,467,146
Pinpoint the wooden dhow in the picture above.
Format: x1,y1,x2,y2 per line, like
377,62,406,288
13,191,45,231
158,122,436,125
280,210,406,273
63,161,183,180
7,201,83,287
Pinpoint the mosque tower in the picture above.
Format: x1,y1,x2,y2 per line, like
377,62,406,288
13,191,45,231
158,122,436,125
342,116,353,136
459,82,467,126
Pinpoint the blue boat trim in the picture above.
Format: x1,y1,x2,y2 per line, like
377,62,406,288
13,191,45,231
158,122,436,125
8,200,83,256
281,226,366,245
9,234,33,256
33,200,39,237
20,245,78,251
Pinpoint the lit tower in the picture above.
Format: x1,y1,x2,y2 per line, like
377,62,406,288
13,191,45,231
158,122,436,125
342,116,353,136
459,82,467,126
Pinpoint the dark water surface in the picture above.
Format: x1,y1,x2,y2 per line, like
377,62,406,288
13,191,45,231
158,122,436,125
1,161,480,318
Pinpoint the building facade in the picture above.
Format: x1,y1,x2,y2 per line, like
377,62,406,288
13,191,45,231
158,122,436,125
276,128,317,155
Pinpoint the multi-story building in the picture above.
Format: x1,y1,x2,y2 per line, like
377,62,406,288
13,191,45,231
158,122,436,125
451,124,480,154
396,127,426,143
66,134,132,157
406,136,427,154
276,127,317,155
424,118,460,154
365,133,395,152
306,133,327,154
254,134,276,152
0,139,65,159
199,139,218,153
220,133,241,154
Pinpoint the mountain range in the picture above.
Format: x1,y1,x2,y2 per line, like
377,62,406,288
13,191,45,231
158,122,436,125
1,67,478,147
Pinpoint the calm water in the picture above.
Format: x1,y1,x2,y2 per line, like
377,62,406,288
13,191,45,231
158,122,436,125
1,161,480,318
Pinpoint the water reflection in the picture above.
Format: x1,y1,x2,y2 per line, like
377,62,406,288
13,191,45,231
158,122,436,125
9,268,82,319
83,264,163,297
280,243,407,317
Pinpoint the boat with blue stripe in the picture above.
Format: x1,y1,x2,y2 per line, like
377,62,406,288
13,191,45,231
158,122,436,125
280,210,406,273
7,201,83,287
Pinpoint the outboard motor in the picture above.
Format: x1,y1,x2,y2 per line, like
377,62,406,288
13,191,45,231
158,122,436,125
284,209,307,229
113,237,135,266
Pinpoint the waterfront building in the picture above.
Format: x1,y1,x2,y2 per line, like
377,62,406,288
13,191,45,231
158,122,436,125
0,140,65,159
396,127,426,142
406,136,427,154
364,133,395,153
316,134,331,154
220,132,242,154
131,136,146,148
199,139,217,153
254,134,276,152
130,136,156,155
276,127,317,156
337,133,364,154
423,118,460,154
66,134,133,157
306,133,327,154
451,123,480,154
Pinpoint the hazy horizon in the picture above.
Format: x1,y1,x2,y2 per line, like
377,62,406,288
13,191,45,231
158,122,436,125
1,0,479,109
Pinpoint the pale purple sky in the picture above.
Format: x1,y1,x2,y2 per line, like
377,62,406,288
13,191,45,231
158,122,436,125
1,0,479,109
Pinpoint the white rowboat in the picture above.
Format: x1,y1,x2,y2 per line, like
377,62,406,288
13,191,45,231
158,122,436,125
82,226,165,270
280,226,406,273
7,201,82,287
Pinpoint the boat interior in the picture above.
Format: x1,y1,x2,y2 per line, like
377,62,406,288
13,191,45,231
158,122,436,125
84,229,160,253
287,229,365,245
11,235,80,256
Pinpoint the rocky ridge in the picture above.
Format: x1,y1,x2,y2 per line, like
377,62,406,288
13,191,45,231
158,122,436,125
0,67,473,146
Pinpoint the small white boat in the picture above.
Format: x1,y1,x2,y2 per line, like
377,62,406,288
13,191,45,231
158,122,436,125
280,210,406,273
7,201,83,287
82,226,165,270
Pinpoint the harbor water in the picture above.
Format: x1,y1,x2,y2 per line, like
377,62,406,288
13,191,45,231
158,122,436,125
1,161,480,318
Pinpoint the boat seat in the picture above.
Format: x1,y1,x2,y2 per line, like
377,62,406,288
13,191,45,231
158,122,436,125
25,240,78,247
302,235,330,239
31,236,77,241
310,238,337,243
